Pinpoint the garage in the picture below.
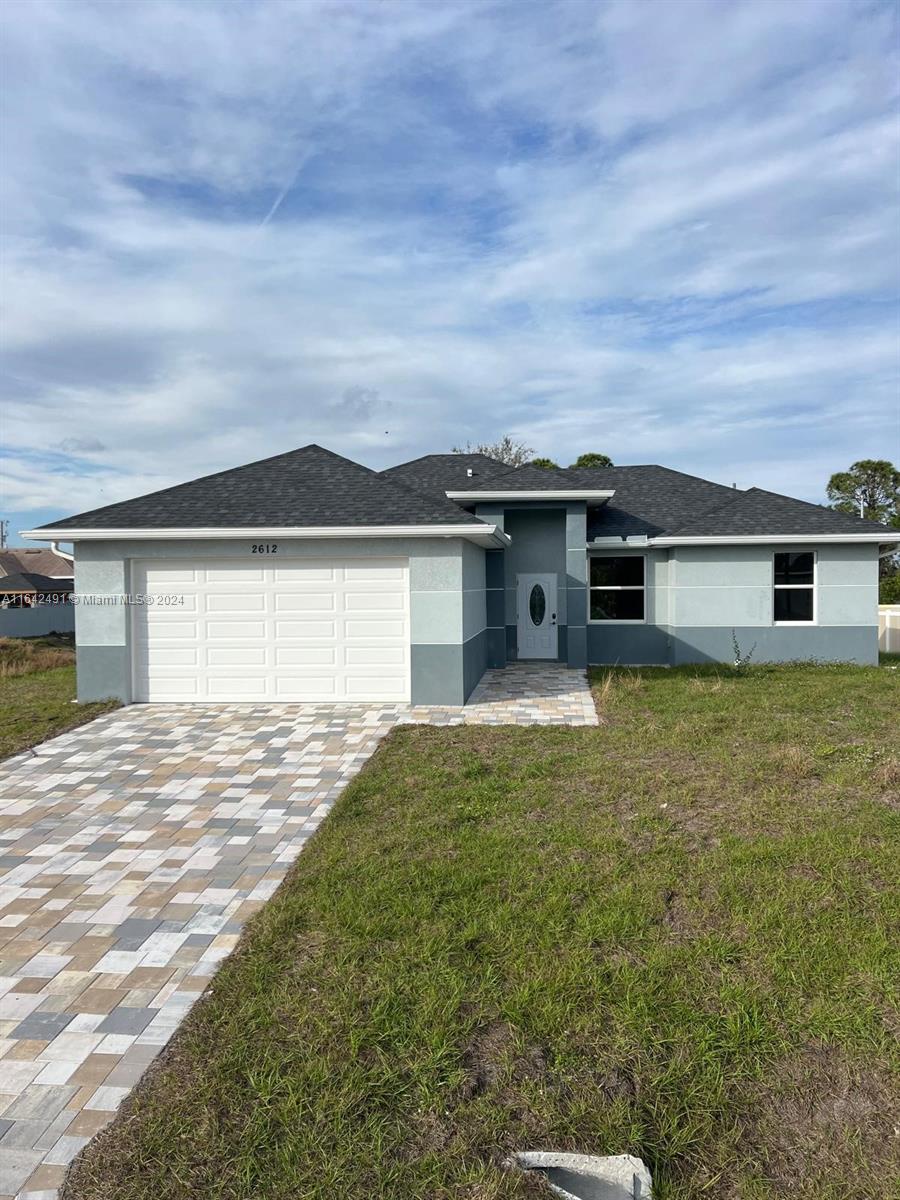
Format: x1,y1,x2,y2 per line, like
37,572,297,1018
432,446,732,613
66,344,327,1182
132,558,410,703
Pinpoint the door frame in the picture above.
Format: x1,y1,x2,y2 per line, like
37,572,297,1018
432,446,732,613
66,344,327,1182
516,572,558,660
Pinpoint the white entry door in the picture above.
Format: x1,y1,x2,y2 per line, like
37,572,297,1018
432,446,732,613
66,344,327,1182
132,558,410,703
516,573,558,659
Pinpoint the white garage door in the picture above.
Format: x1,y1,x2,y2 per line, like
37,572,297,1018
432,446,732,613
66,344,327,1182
132,558,410,703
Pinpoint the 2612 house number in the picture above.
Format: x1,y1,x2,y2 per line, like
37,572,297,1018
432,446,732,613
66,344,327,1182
251,543,278,554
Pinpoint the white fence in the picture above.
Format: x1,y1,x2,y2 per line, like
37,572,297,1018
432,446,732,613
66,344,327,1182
879,605,900,654
0,606,75,637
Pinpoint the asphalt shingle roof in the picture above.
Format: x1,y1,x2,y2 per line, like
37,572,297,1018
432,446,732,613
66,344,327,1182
664,487,895,537
31,447,897,541
573,466,734,539
36,445,485,531
459,463,589,490
0,572,73,594
382,453,506,498
0,548,74,577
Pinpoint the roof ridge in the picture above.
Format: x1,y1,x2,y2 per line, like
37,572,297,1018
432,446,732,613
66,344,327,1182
664,483,896,537
35,442,488,532
372,466,486,524
386,451,507,471
486,463,582,482
743,487,896,531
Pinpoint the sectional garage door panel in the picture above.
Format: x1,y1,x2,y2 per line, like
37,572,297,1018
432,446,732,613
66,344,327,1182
132,559,409,702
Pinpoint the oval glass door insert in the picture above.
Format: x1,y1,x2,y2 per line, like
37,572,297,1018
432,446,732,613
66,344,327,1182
529,583,546,626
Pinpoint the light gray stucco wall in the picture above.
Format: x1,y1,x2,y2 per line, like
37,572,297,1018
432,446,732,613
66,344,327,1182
669,543,878,628
74,536,489,705
585,541,880,667
461,539,488,700
565,503,588,668
587,547,669,664
668,542,879,665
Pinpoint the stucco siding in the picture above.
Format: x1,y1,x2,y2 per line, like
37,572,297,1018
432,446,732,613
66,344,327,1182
587,624,669,665
670,544,879,629
461,541,488,698
585,542,880,667
73,536,488,705
503,509,567,626
670,626,877,666
461,540,487,642
565,503,588,667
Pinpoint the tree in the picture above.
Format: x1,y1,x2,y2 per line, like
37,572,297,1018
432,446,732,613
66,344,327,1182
827,459,900,586
451,435,533,467
881,570,900,605
826,459,899,526
529,457,559,469
570,452,613,468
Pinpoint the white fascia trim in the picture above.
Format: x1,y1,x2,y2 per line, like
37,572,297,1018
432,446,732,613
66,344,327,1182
446,490,616,502
648,534,900,546
21,524,511,548
588,536,649,548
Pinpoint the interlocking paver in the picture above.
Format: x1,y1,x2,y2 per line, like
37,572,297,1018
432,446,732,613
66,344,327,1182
0,663,595,1196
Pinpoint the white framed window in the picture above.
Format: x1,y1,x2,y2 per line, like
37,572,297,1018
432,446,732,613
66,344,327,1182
588,554,646,622
773,551,816,624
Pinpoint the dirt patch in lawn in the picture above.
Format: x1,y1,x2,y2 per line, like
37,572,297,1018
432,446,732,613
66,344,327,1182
460,1018,549,1102
725,1042,900,1198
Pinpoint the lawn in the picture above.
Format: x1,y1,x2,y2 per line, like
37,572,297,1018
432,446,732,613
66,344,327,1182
0,635,119,759
63,664,899,1200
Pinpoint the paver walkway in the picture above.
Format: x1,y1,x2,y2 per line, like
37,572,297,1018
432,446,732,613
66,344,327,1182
0,664,596,1197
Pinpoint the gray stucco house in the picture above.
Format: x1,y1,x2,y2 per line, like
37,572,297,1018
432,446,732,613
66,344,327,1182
23,445,900,706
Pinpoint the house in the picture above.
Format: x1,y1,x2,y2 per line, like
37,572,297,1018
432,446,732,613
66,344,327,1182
21,444,900,705
0,571,74,608
0,545,74,582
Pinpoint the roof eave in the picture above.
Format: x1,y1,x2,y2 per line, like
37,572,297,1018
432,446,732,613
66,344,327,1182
446,489,615,503
20,524,511,549
647,533,900,546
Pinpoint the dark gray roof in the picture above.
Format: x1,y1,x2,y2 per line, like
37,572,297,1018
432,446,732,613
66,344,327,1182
382,453,506,498
577,467,894,540
461,463,589,490
33,445,897,540
665,487,895,537
0,571,72,593
579,466,736,538
37,445,484,531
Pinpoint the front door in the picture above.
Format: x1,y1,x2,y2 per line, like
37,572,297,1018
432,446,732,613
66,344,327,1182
516,573,558,659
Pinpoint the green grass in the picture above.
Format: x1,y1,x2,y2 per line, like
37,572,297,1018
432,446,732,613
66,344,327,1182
63,664,900,1200
0,636,119,759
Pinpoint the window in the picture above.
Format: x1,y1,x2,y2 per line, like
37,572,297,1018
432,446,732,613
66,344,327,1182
589,555,645,621
773,552,815,623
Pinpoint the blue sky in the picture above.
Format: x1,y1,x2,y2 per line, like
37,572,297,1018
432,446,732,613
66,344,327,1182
2,0,899,544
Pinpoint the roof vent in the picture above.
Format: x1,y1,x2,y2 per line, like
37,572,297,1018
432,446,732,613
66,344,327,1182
466,468,474,477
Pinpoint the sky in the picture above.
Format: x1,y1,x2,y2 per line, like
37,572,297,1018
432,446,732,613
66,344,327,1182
1,0,899,544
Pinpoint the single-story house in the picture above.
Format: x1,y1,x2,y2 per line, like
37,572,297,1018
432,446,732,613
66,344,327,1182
0,545,74,583
0,571,74,608
22,445,900,705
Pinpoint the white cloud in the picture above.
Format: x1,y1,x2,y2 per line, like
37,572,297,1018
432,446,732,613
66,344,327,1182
1,0,898,531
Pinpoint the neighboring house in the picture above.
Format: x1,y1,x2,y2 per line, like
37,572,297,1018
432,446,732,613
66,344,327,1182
21,445,900,705
0,571,74,607
0,545,74,582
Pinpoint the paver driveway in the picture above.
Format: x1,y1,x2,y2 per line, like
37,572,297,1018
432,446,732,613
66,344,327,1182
0,664,596,1197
